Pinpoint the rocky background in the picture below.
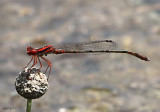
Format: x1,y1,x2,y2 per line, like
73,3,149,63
0,0,159,112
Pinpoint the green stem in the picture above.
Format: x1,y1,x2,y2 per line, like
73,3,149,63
26,99,32,112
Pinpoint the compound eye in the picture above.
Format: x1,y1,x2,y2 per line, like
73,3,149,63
29,47,32,50
27,46,32,50
27,46,33,52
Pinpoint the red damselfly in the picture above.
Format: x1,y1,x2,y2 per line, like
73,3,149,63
25,40,150,79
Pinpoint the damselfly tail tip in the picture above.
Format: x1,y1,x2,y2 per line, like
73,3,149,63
144,57,150,61
147,57,150,61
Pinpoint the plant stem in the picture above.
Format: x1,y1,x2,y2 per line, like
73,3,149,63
26,99,32,112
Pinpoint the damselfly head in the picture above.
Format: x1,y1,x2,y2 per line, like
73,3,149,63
27,46,37,55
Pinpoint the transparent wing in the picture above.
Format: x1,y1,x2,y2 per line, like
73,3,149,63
54,40,117,52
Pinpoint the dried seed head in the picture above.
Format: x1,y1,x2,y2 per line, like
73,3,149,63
15,68,49,99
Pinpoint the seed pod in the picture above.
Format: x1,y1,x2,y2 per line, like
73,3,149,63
15,68,49,99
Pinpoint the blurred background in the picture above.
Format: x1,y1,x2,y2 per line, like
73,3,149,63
0,0,159,112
